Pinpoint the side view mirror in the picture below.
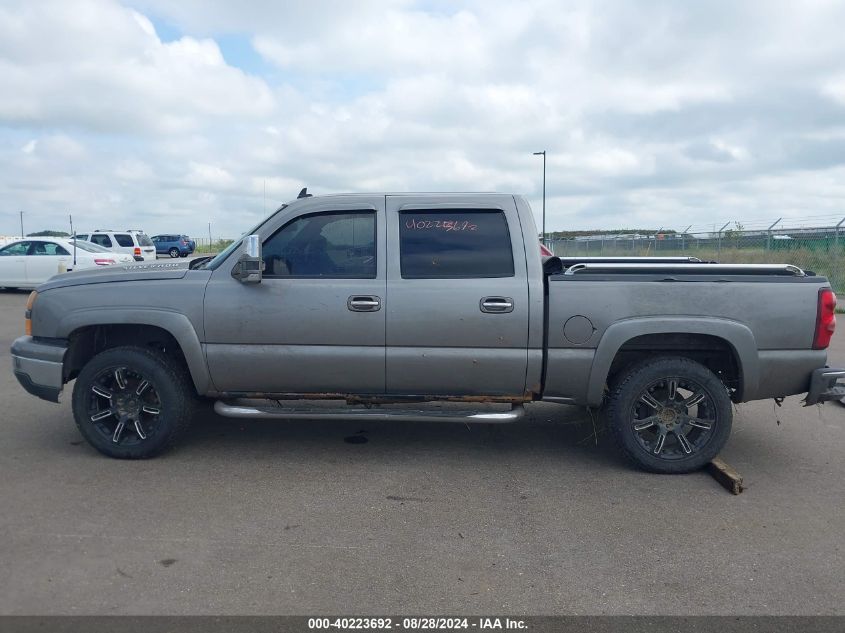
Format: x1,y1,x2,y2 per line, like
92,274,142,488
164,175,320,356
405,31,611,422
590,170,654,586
231,235,264,284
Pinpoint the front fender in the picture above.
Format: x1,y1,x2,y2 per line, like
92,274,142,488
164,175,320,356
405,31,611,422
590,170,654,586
56,308,210,395
587,316,759,407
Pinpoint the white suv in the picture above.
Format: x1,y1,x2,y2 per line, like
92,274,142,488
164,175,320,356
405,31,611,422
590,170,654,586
75,230,156,262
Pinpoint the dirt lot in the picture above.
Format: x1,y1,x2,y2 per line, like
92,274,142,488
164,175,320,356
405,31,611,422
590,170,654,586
0,289,843,615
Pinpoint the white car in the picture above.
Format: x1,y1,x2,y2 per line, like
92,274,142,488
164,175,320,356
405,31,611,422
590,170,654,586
74,230,157,261
0,238,134,290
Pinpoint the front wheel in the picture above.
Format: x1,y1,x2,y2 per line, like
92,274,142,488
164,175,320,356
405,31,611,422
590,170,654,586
71,346,195,459
605,356,732,473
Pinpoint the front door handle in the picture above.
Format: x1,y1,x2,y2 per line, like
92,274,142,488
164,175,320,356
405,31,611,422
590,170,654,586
348,295,381,312
480,296,514,313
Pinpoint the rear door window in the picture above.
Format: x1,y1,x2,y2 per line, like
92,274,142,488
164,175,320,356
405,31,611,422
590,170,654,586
30,242,70,256
90,234,112,248
114,234,134,247
398,209,514,278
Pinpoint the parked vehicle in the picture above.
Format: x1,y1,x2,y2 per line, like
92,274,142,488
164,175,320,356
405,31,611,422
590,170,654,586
0,238,133,289
151,234,195,258
74,230,156,261
10,192,844,470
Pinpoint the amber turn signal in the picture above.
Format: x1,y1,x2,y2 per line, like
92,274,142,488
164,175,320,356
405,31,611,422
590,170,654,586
24,290,37,336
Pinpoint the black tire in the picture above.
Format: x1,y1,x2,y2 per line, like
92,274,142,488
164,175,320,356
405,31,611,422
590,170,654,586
605,356,732,474
168,247,179,258
71,346,195,459
180,252,188,257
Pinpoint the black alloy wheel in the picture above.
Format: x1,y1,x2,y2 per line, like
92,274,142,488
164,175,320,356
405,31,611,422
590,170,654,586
605,356,733,473
72,346,195,458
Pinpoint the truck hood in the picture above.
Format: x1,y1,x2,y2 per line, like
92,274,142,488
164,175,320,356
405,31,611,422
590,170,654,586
37,261,191,292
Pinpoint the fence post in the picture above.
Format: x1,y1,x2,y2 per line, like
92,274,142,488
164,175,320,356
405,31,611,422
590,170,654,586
717,222,730,259
766,218,782,251
836,217,845,248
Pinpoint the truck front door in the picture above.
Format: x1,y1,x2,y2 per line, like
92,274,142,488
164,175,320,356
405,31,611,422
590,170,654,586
385,195,529,397
203,197,387,395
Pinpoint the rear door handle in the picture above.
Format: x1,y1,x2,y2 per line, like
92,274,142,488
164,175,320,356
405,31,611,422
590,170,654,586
480,296,514,313
348,295,381,312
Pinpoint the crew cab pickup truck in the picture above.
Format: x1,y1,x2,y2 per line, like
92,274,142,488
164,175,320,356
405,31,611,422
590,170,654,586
10,192,845,472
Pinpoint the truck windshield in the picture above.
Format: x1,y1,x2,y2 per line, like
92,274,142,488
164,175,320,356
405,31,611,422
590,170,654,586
203,204,288,270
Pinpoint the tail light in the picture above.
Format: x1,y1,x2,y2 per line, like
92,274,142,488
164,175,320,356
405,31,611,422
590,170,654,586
94,258,116,266
134,247,141,256
25,291,37,336
813,288,837,350
179,239,186,245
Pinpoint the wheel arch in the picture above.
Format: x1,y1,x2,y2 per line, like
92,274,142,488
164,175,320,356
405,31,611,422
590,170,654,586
59,310,210,395
588,317,758,407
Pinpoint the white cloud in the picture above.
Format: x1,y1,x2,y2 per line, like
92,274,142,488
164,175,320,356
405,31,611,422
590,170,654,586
823,77,845,106
0,0,275,135
2,0,845,237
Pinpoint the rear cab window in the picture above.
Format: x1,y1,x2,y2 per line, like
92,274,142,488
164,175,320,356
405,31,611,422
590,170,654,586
398,209,514,278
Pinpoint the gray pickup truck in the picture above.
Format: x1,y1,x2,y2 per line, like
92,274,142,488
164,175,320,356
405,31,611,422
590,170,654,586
10,192,845,472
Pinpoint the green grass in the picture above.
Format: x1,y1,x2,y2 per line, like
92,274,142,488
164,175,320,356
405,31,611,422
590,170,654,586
193,239,234,255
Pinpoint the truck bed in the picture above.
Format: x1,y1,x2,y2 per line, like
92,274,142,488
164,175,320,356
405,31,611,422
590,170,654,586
542,262,828,407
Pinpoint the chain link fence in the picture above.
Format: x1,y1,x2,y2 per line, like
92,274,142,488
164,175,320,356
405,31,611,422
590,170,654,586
549,226,845,292
190,237,234,255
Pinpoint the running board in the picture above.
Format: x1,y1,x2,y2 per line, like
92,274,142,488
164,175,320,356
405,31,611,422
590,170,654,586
213,400,525,423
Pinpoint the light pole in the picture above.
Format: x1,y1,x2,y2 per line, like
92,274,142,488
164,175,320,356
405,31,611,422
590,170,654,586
533,151,546,244
208,221,212,251
19,211,24,237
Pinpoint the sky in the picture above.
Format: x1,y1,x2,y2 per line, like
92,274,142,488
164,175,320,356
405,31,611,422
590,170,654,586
2,0,845,238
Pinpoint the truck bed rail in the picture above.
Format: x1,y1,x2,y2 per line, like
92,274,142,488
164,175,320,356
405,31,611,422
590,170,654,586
563,262,807,276
544,256,707,275
557,256,704,267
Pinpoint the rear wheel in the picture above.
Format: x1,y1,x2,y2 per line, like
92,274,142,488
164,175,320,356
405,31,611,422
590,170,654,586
71,346,195,459
605,356,732,473
168,247,179,258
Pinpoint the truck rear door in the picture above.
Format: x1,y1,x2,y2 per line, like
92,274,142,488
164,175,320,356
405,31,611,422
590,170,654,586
385,194,529,397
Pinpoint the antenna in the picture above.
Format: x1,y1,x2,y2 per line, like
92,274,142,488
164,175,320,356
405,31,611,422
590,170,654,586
297,187,312,199
69,213,76,267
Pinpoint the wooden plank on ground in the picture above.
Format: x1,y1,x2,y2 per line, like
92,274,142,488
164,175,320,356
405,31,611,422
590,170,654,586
707,457,744,494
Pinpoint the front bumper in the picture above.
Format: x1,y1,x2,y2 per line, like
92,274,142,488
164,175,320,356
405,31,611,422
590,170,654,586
804,367,845,406
10,336,67,403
